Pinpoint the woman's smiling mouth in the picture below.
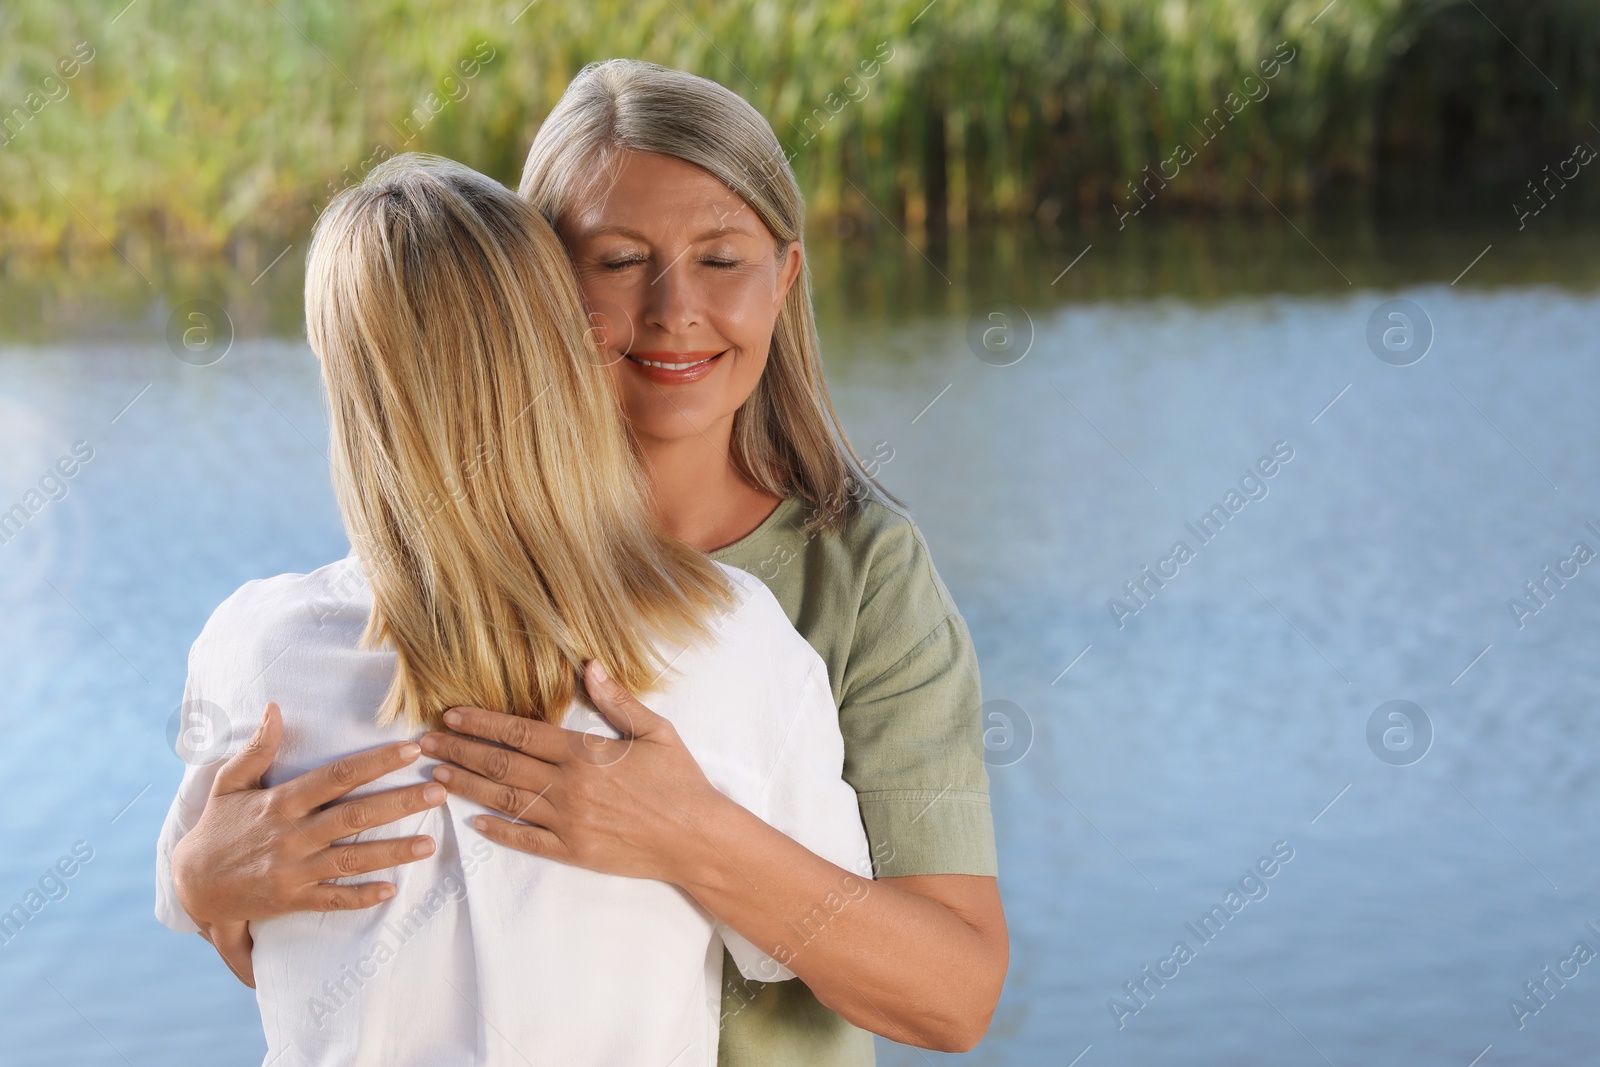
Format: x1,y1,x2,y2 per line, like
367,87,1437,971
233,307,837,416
622,350,726,384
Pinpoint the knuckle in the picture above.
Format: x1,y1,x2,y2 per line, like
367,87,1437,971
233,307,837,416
259,792,287,825
503,718,532,750
328,756,360,789
337,800,368,834
333,846,364,875
310,890,337,912
497,785,523,816
483,747,512,782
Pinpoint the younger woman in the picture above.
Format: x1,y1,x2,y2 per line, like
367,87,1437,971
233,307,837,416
154,154,871,1066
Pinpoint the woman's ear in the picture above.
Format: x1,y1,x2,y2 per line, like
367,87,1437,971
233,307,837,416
774,239,803,307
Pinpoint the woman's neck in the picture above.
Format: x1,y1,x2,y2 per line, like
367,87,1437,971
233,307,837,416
636,427,782,553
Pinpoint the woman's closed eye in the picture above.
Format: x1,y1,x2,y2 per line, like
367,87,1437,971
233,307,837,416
599,254,742,271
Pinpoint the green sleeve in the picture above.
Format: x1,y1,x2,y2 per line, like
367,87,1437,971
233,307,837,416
836,507,998,878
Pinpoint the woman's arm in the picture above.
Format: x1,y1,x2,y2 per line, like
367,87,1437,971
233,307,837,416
165,701,448,985
422,662,1008,1052
687,812,1008,1052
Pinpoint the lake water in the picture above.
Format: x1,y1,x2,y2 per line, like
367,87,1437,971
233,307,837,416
3,217,1599,1065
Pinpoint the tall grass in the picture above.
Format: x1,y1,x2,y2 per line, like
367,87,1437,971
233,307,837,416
1,0,1597,253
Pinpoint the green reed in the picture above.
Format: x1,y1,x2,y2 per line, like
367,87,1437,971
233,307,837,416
1,0,1596,253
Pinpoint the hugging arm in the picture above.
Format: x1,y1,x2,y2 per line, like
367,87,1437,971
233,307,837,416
424,662,1009,1052
681,810,1008,1052
158,701,446,986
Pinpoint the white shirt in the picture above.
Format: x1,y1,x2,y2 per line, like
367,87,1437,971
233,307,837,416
154,553,872,1067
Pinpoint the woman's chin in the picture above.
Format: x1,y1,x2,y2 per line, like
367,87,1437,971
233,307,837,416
626,405,731,447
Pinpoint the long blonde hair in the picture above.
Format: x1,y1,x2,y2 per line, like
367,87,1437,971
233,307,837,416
518,59,897,532
305,153,732,731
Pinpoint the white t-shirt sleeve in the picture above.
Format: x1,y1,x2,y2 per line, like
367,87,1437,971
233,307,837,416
716,661,874,984
153,595,256,935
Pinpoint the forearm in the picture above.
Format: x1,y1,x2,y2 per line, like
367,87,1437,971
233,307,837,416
674,798,1004,1052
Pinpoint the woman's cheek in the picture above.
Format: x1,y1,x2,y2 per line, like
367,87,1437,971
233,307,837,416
706,276,780,348
721,346,771,414
584,300,637,358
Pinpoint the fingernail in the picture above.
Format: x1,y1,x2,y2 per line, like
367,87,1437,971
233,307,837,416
399,742,421,760
473,816,489,832
411,838,434,857
432,767,453,785
420,735,440,754
443,709,462,727
377,885,396,901
589,660,609,684
423,783,446,803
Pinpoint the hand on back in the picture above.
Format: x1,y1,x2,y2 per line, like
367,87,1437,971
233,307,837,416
171,701,447,927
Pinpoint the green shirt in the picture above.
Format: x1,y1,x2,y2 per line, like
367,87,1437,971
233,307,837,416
708,494,998,1066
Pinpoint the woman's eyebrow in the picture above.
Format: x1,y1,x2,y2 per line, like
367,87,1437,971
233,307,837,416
575,223,760,243
578,224,653,242
691,224,759,242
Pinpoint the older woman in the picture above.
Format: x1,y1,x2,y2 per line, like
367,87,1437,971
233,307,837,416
163,60,1007,1061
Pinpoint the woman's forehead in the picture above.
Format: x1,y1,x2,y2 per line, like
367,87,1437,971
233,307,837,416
565,150,765,239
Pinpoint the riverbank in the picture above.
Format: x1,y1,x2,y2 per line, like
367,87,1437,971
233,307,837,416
6,214,1599,346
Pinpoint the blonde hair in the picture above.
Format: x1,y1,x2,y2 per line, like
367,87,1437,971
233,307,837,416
305,153,732,731
518,58,897,532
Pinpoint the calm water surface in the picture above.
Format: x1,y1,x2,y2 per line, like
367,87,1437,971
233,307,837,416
2,220,1598,1065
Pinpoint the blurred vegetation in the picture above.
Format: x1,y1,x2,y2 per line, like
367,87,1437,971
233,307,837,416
1,0,1598,256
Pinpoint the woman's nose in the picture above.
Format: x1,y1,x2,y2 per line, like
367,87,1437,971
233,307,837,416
641,254,702,334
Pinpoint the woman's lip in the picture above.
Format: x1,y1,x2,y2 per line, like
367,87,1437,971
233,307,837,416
625,351,722,366
627,351,723,369
621,350,727,385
